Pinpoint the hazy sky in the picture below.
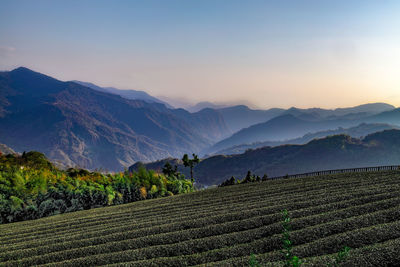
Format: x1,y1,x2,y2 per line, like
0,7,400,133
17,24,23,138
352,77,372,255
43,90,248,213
1,0,400,109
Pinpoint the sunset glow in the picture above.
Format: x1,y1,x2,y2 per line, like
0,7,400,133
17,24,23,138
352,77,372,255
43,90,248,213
1,0,399,108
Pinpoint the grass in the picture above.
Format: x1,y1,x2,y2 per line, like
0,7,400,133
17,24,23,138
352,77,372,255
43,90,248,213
1,170,400,266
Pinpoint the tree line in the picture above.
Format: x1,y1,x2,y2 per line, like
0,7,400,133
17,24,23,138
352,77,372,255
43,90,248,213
0,151,194,224
219,170,268,187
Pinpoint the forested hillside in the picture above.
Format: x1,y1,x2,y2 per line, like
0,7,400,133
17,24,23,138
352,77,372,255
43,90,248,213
213,123,398,155
133,129,400,186
0,67,230,171
0,151,193,224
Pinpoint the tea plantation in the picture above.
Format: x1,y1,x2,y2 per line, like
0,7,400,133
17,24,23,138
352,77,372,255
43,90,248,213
1,171,400,266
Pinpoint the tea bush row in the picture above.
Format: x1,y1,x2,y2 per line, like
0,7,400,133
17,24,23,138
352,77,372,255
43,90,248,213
2,183,396,254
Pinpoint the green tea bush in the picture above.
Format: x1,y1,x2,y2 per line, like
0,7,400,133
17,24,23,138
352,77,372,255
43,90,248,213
1,170,400,266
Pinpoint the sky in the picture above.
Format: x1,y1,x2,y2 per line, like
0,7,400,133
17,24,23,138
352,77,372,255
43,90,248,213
1,0,400,109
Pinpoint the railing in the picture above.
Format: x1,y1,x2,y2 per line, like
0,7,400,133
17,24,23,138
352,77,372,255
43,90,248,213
269,165,400,180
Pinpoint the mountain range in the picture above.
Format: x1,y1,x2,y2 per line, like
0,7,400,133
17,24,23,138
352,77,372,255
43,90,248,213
206,104,396,154
213,122,399,155
131,129,400,186
0,67,229,171
72,80,173,108
1,66,399,173
213,103,394,134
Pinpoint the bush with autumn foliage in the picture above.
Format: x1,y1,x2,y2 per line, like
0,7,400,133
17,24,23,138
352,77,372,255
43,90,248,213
0,151,194,223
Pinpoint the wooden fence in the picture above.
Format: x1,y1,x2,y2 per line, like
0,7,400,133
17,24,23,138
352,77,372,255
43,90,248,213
269,165,400,180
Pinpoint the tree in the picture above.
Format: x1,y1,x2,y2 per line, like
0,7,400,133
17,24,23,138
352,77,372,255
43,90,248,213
182,154,200,182
262,174,268,181
219,176,236,187
162,162,174,177
162,162,180,178
242,170,254,183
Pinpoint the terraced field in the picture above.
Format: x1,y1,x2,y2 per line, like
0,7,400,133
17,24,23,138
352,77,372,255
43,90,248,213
1,171,400,266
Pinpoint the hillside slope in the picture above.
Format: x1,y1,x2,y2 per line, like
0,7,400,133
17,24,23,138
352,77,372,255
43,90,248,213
1,171,399,266
215,103,394,134
217,105,285,133
0,67,230,170
208,104,397,154
133,129,400,186
213,123,398,155
207,114,354,154
72,80,173,108
283,103,395,119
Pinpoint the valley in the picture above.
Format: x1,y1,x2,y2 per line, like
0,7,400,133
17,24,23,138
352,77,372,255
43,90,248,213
2,67,400,176
132,129,400,186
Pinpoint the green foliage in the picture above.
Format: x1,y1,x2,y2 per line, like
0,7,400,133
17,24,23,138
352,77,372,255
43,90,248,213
219,176,237,187
327,246,351,267
0,170,399,266
280,210,350,267
162,162,175,177
219,171,266,187
0,152,194,223
249,254,260,267
182,153,200,182
0,151,53,171
281,209,302,267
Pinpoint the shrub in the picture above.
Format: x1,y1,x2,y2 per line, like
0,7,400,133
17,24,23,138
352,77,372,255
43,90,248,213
0,152,194,224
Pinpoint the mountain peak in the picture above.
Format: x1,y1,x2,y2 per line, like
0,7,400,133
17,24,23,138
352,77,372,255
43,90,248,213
0,68,231,171
11,66,34,73
10,67,59,81
270,113,300,122
6,67,65,96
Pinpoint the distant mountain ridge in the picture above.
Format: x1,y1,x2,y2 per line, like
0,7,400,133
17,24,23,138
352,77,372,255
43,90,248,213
216,105,285,133
213,123,399,155
211,103,394,134
72,80,173,108
207,114,346,154
207,104,397,154
186,101,230,113
132,129,400,186
283,103,395,119
1,66,398,173
0,67,230,171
